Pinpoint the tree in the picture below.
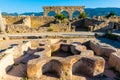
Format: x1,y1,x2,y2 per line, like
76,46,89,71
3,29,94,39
55,14,66,22
105,12,116,18
79,12,87,19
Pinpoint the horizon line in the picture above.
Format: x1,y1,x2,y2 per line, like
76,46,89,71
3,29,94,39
1,7,120,14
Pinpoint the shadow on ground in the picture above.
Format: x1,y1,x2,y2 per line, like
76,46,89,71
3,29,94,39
97,37,120,48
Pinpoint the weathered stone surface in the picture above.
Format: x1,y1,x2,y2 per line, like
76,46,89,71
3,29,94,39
0,53,14,79
27,57,64,79
11,41,31,59
50,23,72,32
51,43,61,51
60,43,87,55
27,55,105,79
23,16,31,27
43,6,85,20
0,12,5,33
68,55,105,78
34,46,51,57
80,50,94,56
89,41,117,57
71,43,87,55
109,51,120,72
1,41,31,62
60,44,70,52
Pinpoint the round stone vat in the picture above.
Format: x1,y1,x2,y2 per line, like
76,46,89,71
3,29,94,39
42,59,62,78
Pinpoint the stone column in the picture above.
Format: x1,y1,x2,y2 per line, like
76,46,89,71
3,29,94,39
57,9,62,14
69,13,73,20
0,12,6,33
44,11,47,17
43,7,48,17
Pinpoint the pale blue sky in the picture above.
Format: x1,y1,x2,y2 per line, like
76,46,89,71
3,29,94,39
0,0,120,13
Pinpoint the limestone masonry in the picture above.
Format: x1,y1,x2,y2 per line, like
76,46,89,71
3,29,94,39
0,6,120,80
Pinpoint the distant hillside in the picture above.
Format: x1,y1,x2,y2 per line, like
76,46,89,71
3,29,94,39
20,12,43,16
2,8,120,17
85,8,120,17
2,12,43,16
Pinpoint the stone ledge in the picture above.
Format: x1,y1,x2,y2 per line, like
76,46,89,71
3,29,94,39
89,41,117,57
0,53,14,79
27,55,105,79
109,52,120,72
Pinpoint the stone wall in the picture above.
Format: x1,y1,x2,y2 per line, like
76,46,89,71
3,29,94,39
0,53,14,79
91,16,120,31
23,17,31,27
109,51,120,72
4,16,55,28
89,41,117,57
31,16,55,27
86,19,109,32
6,25,50,33
0,41,31,79
4,16,57,33
71,18,110,31
27,41,105,79
27,55,105,79
50,23,74,32
43,6,85,20
4,16,23,25
93,16,120,23
105,17,120,23
34,46,51,57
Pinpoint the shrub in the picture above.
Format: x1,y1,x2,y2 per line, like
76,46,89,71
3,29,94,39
55,14,66,22
106,31,117,40
79,12,87,19
23,77,28,80
105,12,116,18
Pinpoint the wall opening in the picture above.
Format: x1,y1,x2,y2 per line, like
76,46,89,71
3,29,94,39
42,60,62,78
47,11,57,16
72,10,80,19
61,11,69,18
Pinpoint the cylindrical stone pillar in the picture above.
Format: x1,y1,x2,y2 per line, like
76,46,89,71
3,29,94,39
0,12,6,33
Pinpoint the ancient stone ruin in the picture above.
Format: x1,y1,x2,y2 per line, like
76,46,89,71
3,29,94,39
43,6,85,20
0,6,120,80
0,12,5,33
0,37,119,80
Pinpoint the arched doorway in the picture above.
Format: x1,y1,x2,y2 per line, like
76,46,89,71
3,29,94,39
72,10,80,19
42,60,62,78
61,11,69,18
47,11,57,16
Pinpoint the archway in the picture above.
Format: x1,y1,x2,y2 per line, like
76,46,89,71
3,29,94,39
47,11,57,16
61,11,69,18
72,10,80,19
42,59,62,78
